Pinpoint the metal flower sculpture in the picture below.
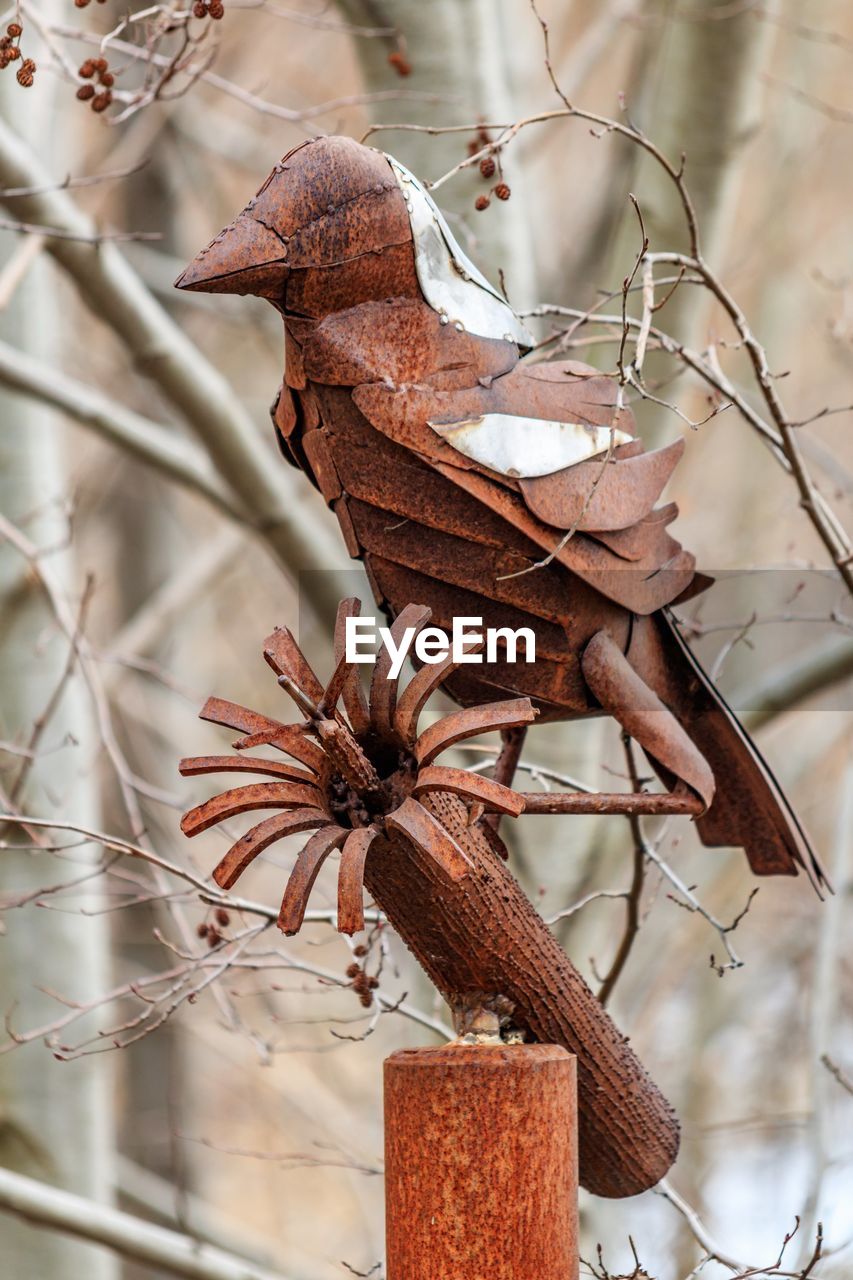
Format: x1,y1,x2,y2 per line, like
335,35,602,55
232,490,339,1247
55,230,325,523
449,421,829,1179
180,599,534,936
181,599,685,1201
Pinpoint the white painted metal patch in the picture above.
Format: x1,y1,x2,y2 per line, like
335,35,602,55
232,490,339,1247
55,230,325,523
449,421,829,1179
429,414,633,477
384,154,533,350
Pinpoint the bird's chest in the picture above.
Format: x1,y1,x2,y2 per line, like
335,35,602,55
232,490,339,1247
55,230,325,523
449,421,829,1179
277,380,624,719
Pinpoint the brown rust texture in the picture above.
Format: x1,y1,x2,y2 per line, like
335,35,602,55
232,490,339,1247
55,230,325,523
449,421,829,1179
177,133,824,891
366,790,680,1200
385,1044,578,1280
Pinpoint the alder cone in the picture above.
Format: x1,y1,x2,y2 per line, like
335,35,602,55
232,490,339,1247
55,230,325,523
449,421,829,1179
364,789,680,1199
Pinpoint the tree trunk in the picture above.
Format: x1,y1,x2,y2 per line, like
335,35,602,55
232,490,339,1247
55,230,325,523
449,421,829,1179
0,33,116,1280
336,0,538,306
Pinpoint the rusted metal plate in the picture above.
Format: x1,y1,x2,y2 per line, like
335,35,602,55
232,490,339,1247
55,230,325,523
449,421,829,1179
387,154,533,347
284,328,307,390
346,494,631,633
431,413,632,477
385,1045,578,1280
430,463,696,615
588,502,678,561
272,381,298,436
285,244,419,320
628,613,827,888
520,438,685,533
332,496,361,558
174,209,288,297
364,555,595,717
301,429,342,503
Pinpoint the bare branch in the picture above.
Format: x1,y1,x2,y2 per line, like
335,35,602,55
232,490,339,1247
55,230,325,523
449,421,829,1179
0,120,346,626
0,1165,301,1280
0,340,244,523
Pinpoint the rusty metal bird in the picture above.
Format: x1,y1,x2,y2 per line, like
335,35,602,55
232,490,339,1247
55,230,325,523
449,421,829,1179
177,134,824,891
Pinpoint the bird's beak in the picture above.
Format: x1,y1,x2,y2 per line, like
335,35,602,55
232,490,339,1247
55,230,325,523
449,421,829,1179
175,209,289,298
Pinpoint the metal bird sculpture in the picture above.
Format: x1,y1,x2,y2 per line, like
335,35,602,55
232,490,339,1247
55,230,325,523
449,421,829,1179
176,137,827,1202
177,134,823,891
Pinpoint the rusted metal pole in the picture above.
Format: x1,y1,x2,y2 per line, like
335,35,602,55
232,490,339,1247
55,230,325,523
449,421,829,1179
384,1043,578,1280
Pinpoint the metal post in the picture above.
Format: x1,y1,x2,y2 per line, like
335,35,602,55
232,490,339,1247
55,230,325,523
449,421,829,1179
384,1043,578,1279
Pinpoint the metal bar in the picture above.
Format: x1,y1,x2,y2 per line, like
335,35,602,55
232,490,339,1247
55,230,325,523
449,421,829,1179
384,1043,578,1280
519,790,703,816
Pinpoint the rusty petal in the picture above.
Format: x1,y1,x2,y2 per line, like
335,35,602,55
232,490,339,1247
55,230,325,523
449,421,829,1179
278,825,349,935
369,603,431,739
263,627,326,704
414,699,538,767
181,781,325,837
212,807,330,891
337,825,380,935
320,651,354,717
581,630,715,809
178,755,318,786
385,797,471,882
333,598,371,734
413,766,525,817
393,638,485,745
200,696,325,773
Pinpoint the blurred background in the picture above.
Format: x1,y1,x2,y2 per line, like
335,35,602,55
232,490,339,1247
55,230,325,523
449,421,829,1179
0,1,852,1276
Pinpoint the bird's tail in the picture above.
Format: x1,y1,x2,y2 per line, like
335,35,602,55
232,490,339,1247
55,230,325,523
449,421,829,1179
641,611,828,894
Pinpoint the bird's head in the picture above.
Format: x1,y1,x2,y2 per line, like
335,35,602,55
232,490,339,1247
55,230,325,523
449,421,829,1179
176,134,532,345
174,135,418,316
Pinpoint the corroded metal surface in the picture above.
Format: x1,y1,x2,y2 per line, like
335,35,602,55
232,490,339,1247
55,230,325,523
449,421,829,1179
176,133,826,887
385,1044,578,1280
179,600,682,1198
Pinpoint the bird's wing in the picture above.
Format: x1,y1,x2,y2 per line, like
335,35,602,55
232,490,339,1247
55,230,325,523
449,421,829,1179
302,303,694,614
